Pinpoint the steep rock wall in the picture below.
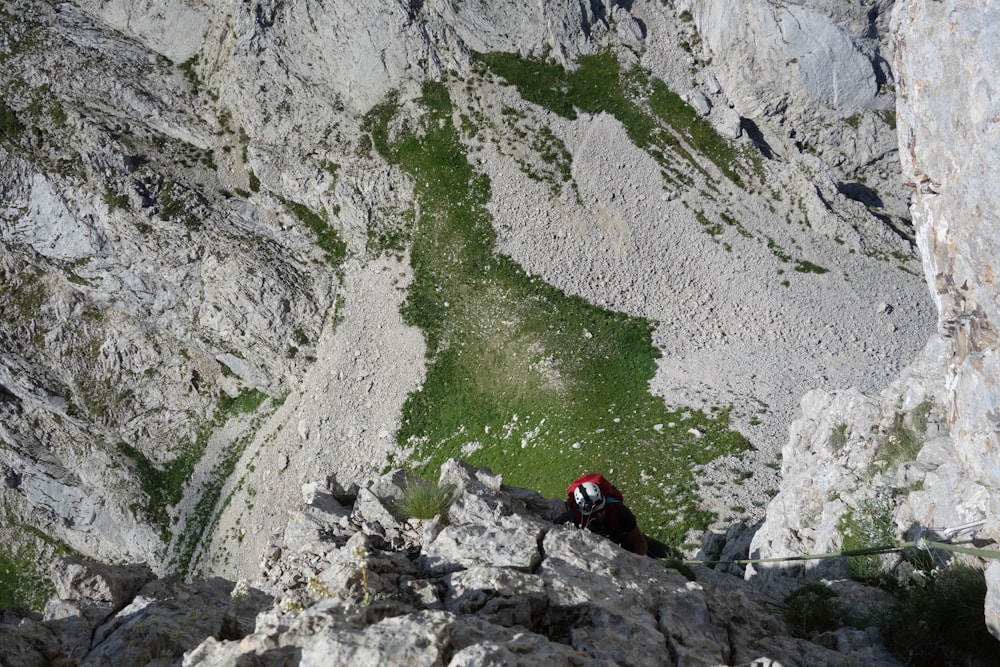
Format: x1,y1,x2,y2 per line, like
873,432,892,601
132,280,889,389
894,0,1000,634
750,0,1000,638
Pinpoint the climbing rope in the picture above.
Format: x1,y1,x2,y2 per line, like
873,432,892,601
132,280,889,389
678,520,999,568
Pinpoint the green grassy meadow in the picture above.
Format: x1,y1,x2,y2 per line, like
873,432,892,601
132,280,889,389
368,54,753,545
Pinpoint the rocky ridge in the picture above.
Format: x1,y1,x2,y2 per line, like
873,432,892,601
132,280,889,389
2,461,905,666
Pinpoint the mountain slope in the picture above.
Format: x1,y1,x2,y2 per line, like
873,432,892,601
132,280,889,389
0,0,933,590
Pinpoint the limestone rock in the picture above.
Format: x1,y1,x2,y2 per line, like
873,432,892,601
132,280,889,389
48,557,154,609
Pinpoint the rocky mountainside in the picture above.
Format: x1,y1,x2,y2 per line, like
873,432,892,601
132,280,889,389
2,461,908,666
747,0,1000,640
2,0,999,661
0,0,932,576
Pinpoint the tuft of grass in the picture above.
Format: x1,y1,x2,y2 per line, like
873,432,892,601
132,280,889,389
0,100,23,140
397,479,456,522
367,78,750,547
911,400,933,434
793,260,829,274
827,423,848,451
876,413,923,468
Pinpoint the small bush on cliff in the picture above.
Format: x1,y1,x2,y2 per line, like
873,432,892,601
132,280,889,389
881,563,997,667
838,491,897,582
781,582,841,639
876,401,936,473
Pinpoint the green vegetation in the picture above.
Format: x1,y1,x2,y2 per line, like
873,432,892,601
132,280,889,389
368,78,750,546
911,400,933,434
498,108,576,196
279,197,347,269
781,583,841,639
179,55,201,93
765,237,792,263
875,412,925,471
0,549,52,610
104,188,130,212
881,563,997,667
881,109,897,131
827,423,848,451
158,181,200,230
0,100,23,140
793,260,829,274
168,387,270,577
397,478,456,522
838,491,897,582
478,50,754,188
118,388,268,550
0,515,82,611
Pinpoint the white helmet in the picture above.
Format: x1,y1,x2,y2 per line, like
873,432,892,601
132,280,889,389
574,481,605,515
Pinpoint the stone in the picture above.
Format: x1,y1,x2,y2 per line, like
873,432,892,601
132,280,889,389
420,514,544,575
48,557,155,610
686,89,712,116
443,566,548,627
712,105,743,140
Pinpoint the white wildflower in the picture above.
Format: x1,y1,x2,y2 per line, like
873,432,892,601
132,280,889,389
896,561,927,589
231,578,250,602
350,545,370,566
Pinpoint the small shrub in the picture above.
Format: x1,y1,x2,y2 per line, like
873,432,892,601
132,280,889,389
794,260,829,274
838,491,897,582
0,101,23,139
882,563,997,667
781,582,841,638
877,413,923,466
398,479,455,522
912,400,933,434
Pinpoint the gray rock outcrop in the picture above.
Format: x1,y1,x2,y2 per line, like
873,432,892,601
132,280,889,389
0,462,909,666
749,0,1000,642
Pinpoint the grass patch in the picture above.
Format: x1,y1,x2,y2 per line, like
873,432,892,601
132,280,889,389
793,260,829,274
280,197,347,269
368,79,750,546
397,478,456,522
478,50,753,188
876,413,924,469
0,514,83,611
0,100,24,140
781,582,841,639
827,423,848,451
167,388,269,576
117,388,268,552
911,400,933,435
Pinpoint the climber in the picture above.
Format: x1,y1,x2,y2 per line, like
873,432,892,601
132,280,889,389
555,477,672,559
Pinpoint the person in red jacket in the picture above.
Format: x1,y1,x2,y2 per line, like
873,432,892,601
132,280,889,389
556,480,671,558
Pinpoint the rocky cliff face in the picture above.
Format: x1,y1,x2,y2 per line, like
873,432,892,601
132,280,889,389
6,0,999,656
0,0,938,586
749,0,1000,640
1,462,907,666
